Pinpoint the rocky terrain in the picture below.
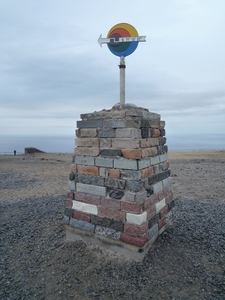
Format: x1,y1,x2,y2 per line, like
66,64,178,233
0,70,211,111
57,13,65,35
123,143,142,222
0,150,225,299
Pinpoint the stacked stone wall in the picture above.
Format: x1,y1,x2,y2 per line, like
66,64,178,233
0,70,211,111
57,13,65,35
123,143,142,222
64,105,175,260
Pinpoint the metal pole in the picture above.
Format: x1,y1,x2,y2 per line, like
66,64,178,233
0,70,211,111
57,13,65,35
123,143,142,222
119,56,126,105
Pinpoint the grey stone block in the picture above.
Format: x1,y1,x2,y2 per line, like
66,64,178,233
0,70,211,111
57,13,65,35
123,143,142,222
95,157,113,168
150,156,160,165
105,177,126,189
153,164,159,174
136,190,147,202
158,172,167,181
148,224,159,239
70,218,95,232
124,191,136,202
95,226,121,240
120,170,142,180
76,183,106,197
77,174,104,186
159,153,168,162
138,158,151,170
99,138,112,148
160,128,166,136
114,158,138,170
125,118,141,128
68,181,76,191
148,174,159,185
75,156,95,166
77,119,103,128
103,119,125,128
91,215,124,231
127,180,144,192
148,214,159,229
141,128,149,138
141,119,150,128
159,137,166,145
159,163,165,172
100,149,122,157
98,128,115,138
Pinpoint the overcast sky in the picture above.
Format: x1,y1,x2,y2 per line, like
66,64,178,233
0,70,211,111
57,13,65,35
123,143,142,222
1,0,225,141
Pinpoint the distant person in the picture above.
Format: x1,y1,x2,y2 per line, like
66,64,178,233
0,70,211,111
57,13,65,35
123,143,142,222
14,150,16,156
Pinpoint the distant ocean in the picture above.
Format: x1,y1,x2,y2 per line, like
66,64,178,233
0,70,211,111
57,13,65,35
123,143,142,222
0,134,225,155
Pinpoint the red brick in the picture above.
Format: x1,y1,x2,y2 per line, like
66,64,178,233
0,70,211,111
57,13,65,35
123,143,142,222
98,207,126,222
159,205,169,219
141,166,153,178
65,200,72,208
109,169,120,178
121,201,143,214
165,192,173,204
163,187,169,196
147,204,156,219
158,188,169,201
120,232,148,247
122,149,142,159
67,192,74,200
101,197,121,210
124,222,148,236
73,210,91,222
77,165,99,176
144,194,158,210
153,129,160,137
158,218,166,230
74,192,101,205
141,147,157,158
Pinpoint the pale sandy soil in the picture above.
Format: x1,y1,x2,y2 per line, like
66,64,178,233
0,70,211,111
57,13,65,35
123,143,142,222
0,153,72,204
168,150,225,204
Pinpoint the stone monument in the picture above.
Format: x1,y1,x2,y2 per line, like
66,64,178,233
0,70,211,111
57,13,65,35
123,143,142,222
64,24,175,261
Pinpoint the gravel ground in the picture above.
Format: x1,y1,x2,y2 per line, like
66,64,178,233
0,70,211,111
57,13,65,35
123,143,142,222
0,152,225,300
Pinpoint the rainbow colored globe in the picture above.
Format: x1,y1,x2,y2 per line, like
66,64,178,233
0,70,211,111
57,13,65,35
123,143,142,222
107,23,139,57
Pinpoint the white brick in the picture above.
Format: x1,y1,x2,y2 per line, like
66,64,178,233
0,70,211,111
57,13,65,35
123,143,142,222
156,198,166,213
72,200,98,215
126,211,147,225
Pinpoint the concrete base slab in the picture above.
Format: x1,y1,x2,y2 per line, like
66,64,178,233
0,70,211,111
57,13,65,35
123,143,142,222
65,221,173,262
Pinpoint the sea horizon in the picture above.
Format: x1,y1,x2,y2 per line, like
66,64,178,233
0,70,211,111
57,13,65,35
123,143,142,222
0,134,225,155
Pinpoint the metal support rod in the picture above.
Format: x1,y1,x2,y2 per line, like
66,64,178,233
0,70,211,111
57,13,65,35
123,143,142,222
119,56,126,105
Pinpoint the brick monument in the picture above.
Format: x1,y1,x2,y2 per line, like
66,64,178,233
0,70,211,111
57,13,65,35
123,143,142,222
64,103,175,261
